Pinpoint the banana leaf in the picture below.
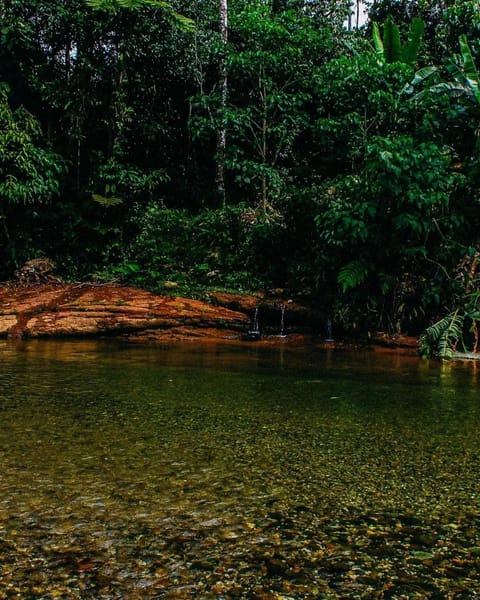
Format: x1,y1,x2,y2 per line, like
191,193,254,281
459,34,480,104
372,22,384,60
401,17,425,67
383,18,401,63
403,65,437,95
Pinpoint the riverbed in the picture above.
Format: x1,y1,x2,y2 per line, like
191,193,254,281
0,340,479,598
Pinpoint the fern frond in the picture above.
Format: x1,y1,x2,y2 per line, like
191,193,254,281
419,310,464,359
337,260,369,293
438,311,464,359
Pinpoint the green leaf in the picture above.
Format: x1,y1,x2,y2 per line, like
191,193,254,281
459,34,480,104
401,18,425,67
419,310,464,359
372,22,384,60
383,18,401,64
403,65,437,95
374,17,424,66
91,193,123,206
410,551,435,560
337,260,370,293
422,81,472,99
85,0,194,31
410,65,437,87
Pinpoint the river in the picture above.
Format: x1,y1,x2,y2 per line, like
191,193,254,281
0,340,479,598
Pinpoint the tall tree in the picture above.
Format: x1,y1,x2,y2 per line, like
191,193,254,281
216,0,228,208
0,82,65,270
191,2,333,217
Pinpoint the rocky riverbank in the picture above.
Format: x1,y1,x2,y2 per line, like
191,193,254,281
0,282,418,353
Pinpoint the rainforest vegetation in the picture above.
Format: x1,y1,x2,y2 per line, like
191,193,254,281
1,0,480,351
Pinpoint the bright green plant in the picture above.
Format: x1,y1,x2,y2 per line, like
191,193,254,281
85,0,194,30
407,35,480,111
372,17,425,66
419,245,480,359
0,83,65,270
0,84,64,206
419,309,464,359
424,35,480,126
92,156,169,203
316,135,462,331
190,2,327,217
418,286,480,358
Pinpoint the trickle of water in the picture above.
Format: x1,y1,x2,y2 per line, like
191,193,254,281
245,307,261,340
279,304,287,338
325,318,334,341
252,307,260,333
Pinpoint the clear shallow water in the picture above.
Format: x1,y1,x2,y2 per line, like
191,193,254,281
0,340,479,599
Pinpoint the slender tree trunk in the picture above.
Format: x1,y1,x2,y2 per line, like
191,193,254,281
76,115,82,192
216,0,228,209
259,61,268,217
261,114,267,215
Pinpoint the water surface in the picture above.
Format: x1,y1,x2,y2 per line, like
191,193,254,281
0,340,479,598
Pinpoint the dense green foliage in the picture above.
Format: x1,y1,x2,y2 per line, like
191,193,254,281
1,0,480,346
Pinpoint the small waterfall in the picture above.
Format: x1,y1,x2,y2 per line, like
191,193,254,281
278,304,287,337
325,318,334,342
252,307,259,334
244,307,261,340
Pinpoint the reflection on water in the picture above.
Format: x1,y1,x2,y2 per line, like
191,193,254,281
0,340,479,598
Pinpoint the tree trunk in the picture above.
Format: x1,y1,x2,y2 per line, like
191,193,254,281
216,0,228,209
258,59,268,218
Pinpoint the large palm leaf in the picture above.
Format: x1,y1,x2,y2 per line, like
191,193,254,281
409,35,480,106
372,17,425,67
458,34,480,104
383,18,401,64
401,18,425,67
